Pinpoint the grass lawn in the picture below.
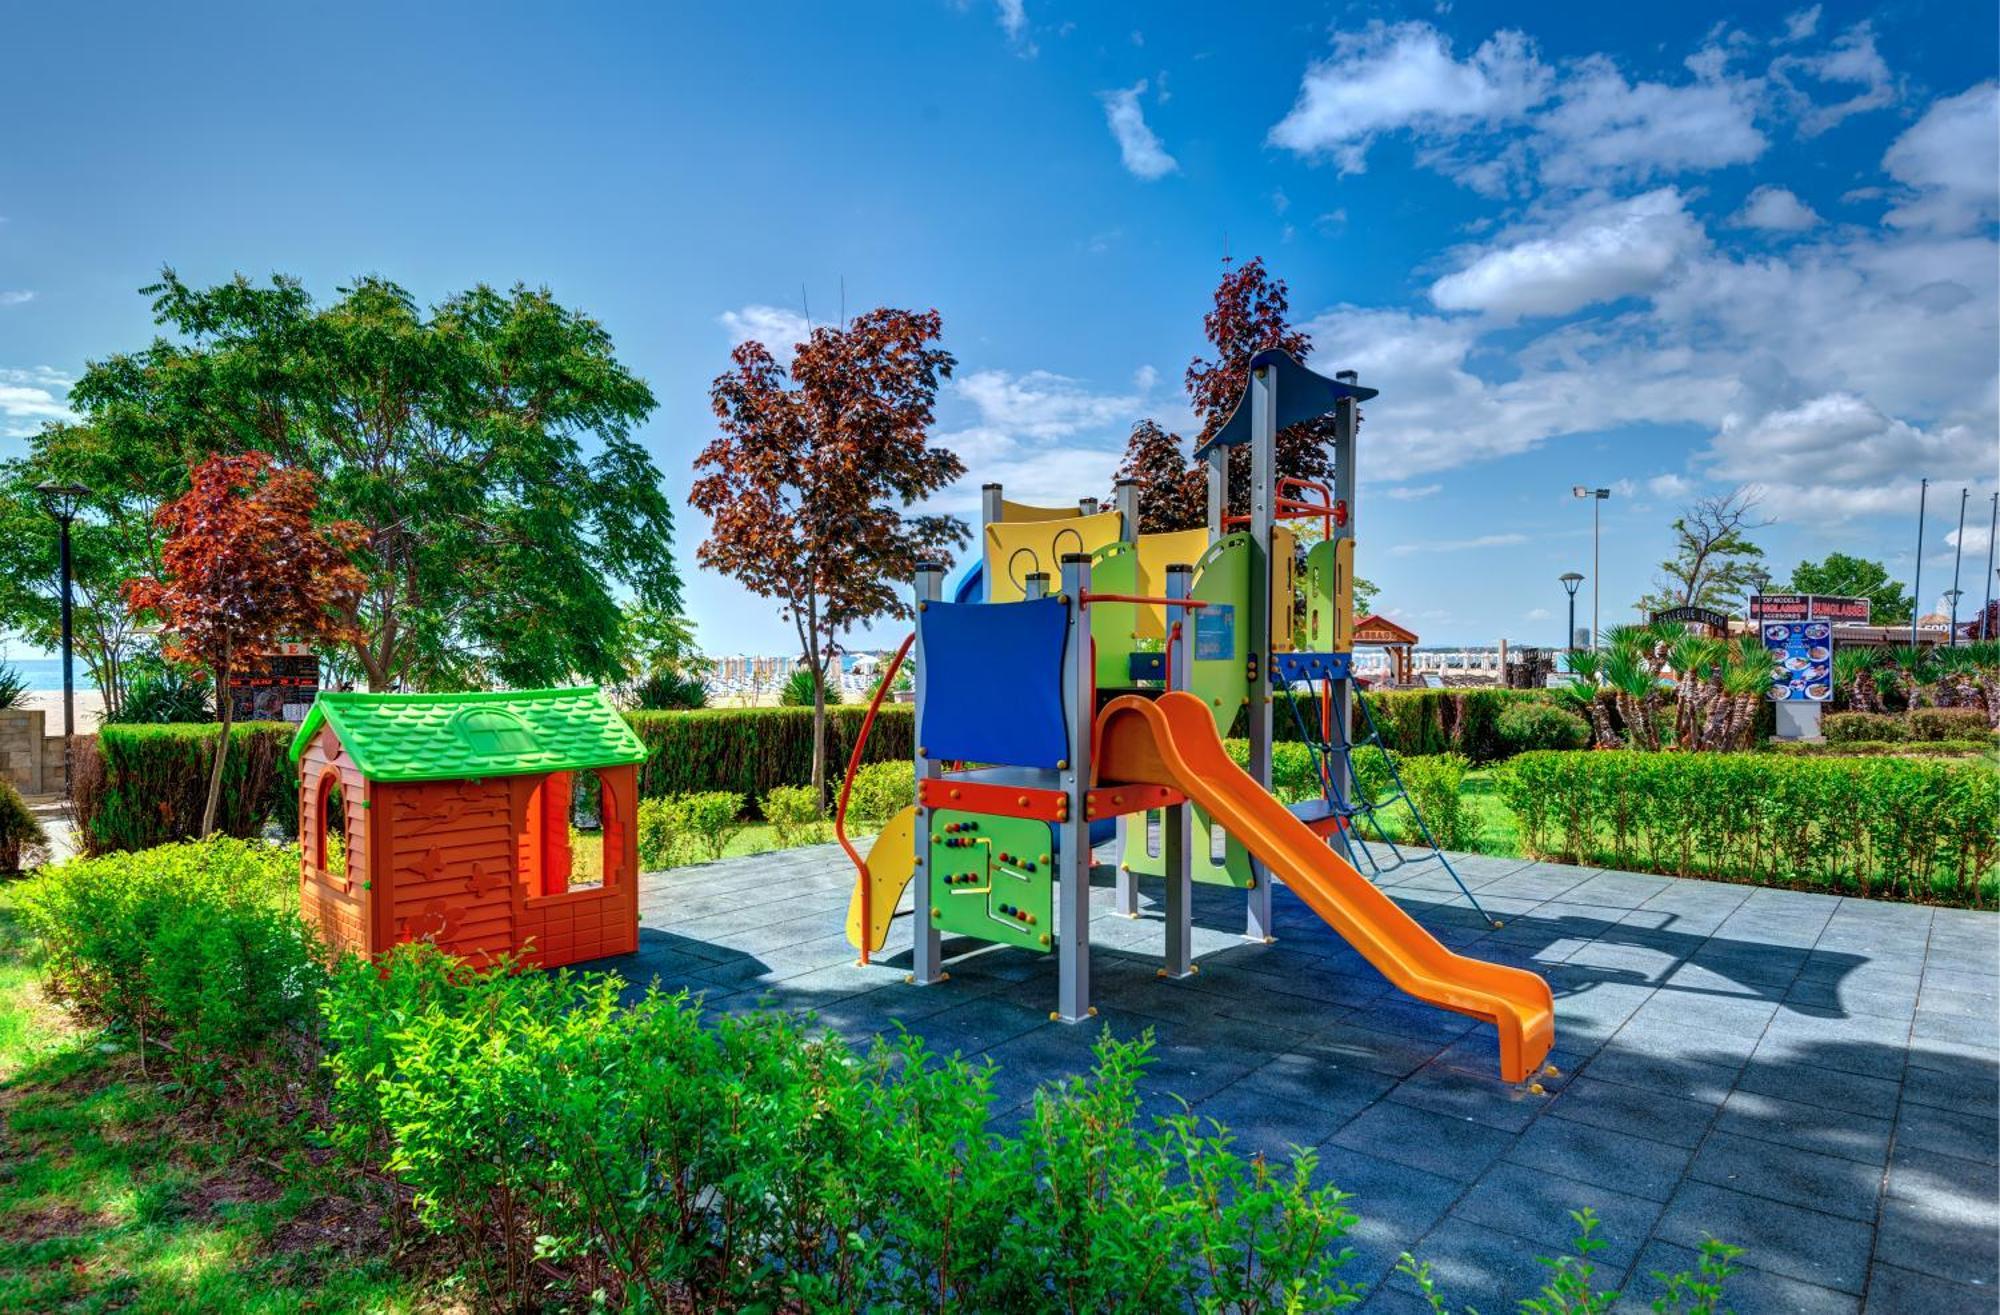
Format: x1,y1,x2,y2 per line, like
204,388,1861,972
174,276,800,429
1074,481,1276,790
1460,769,1523,858
0,884,437,1314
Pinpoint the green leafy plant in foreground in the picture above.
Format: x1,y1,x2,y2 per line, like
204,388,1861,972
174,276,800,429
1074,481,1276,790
1399,1210,1741,1314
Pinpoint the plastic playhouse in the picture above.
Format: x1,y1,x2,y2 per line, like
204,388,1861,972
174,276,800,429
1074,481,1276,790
290,686,647,969
840,351,1555,1083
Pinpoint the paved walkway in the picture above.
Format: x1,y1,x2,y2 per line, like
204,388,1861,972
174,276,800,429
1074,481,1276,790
596,844,1999,1314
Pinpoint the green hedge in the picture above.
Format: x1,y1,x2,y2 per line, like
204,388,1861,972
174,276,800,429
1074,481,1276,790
75,722,299,856
628,705,913,804
1269,688,1563,762
1498,751,1999,904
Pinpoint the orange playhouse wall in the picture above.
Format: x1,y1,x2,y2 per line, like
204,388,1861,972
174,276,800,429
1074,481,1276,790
297,740,639,970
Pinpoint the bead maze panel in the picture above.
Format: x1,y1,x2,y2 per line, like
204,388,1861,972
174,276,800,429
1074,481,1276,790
927,809,1055,953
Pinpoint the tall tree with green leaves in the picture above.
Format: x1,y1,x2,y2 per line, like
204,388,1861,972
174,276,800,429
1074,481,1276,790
1639,486,1771,616
65,270,682,691
691,308,965,805
1786,552,1914,624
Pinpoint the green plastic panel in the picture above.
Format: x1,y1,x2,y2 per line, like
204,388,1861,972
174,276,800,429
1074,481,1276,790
287,686,648,782
1119,807,1255,888
1089,542,1144,690
927,809,1055,952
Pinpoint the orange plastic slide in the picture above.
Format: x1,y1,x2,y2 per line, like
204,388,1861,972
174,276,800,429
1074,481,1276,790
1096,692,1555,1083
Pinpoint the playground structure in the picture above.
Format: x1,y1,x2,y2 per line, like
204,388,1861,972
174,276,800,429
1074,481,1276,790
290,686,647,969
841,351,1555,1083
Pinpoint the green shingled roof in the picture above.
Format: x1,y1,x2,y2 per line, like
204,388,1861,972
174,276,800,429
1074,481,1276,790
287,687,648,783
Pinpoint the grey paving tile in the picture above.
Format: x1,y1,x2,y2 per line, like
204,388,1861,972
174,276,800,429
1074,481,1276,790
1894,1101,1999,1166
1293,1020,1451,1079
1902,1056,2000,1119
1450,1161,1662,1268
1504,1116,1693,1203
1709,1089,1893,1166
1689,1131,1883,1222
1328,1101,1516,1182
1548,1077,1718,1149
1656,1182,1873,1294
1733,1059,1901,1120
1191,1083,1377,1161
1384,1216,1591,1312
1863,1263,1995,1315
1751,1010,1913,1080
1226,1050,1398,1120
1580,1047,1737,1105
1311,1147,1466,1285
1620,1240,1858,1315
1385,1060,1552,1132
1877,1144,2000,1286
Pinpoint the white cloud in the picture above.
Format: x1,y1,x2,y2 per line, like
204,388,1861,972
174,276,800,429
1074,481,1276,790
1780,6,1821,42
995,0,1033,54
1534,53,1766,188
1648,473,1694,498
1728,185,1821,232
1883,82,2000,235
1383,482,1442,500
0,291,33,307
1391,532,1530,555
1098,81,1177,180
717,305,814,363
0,366,75,438
1267,22,1549,172
1429,187,1707,318
1131,364,1158,391
954,369,1142,441
1772,23,1897,136
1524,606,1553,621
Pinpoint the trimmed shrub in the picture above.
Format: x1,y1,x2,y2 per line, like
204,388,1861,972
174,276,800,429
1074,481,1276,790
846,760,914,826
1908,707,1992,741
77,721,298,855
1767,739,1996,758
627,705,912,802
19,837,323,1092
1497,751,1999,903
1397,752,1478,851
760,783,828,845
635,791,746,866
1496,701,1591,754
1824,711,1907,743
0,780,48,873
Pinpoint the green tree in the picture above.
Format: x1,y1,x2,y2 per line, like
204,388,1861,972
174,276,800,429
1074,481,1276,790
1787,552,1914,625
65,270,683,691
1638,486,1770,616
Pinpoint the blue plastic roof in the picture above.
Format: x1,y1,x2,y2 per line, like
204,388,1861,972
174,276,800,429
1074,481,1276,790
1191,350,1379,459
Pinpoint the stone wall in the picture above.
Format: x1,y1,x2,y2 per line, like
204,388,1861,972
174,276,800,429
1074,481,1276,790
0,708,69,796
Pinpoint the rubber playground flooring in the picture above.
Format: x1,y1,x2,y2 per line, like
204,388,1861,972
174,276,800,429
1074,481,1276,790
599,845,2000,1314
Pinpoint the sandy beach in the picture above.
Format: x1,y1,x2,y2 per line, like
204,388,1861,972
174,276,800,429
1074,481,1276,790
17,689,108,734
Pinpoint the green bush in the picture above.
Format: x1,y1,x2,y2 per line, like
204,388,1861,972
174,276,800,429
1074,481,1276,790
636,791,747,866
77,721,298,855
1767,739,1996,758
321,943,1367,1312
101,652,214,724
1497,751,1999,903
1269,741,1324,802
778,668,842,707
0,780,48,873
760,783,828,845
0,658,30,710
629,668,709,710
846,760,913,826
626,705,912,801
1397,753,1478,851
19,837,324,1092
1824,711,1907,743
1908,707,1991,741
1496,701,1591,754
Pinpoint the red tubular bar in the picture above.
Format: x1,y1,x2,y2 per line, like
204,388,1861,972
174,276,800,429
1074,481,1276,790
1076,592,1209,609
836,630,915,965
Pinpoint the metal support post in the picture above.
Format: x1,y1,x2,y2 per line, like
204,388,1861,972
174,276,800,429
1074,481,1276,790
1161,563,1195,977
1244,364,1276,942
1206,446,1227,542
1327,372,1360,863
1113,477,1140,542
1055,552,1094,1021
910,562,946,986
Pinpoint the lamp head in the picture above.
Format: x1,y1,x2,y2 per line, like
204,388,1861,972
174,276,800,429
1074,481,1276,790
1560,572,1584,596
34,481,90,524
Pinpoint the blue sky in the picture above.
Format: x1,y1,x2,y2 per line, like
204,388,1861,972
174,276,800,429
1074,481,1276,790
2,1,1996,659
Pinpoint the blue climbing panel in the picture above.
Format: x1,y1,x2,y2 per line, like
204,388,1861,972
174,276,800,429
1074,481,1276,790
918,597,1070,768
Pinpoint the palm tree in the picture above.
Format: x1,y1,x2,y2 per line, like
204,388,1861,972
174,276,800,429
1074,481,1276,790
1888,645,1932,710
1718,637,1772,749
1558,649,1618,747
1604,637,1664,751
1832,647,1882,714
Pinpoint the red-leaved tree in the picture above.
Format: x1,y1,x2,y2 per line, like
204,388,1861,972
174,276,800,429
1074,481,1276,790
691,309,967,806
124,451,366,837
1185,257,1338,517
1109,419,1206,533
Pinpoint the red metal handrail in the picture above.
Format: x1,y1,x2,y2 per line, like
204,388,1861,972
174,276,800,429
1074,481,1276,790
836,630,914,965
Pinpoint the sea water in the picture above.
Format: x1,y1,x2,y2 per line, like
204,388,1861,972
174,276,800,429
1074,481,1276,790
0,658,97,692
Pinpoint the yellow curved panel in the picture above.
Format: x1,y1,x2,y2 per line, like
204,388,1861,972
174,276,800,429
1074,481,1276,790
845,805,918,954
999,498,1083,522
984,510,1124,603
1132,528,1211,638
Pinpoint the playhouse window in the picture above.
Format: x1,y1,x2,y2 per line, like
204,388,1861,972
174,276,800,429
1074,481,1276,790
315,772,348,880
529,770,606,894
569,769,608,890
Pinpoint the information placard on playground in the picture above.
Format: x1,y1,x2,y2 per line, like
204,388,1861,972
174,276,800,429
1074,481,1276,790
1195,603,1236,661
228,642,321,722
1762,621,1832,703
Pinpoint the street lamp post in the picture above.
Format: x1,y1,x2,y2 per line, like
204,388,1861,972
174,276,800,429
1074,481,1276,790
35,482,90,797
1572,486,1610,648
1982,493,1998,641
1948,487,1968,645
1944,589,1964,645
1559,572,1584,655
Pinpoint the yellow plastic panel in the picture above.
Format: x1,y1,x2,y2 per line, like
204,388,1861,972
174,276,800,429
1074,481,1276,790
984,510,1124,603
999,499,1083,522
1132,528,1211,638
1271,525,1298,653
